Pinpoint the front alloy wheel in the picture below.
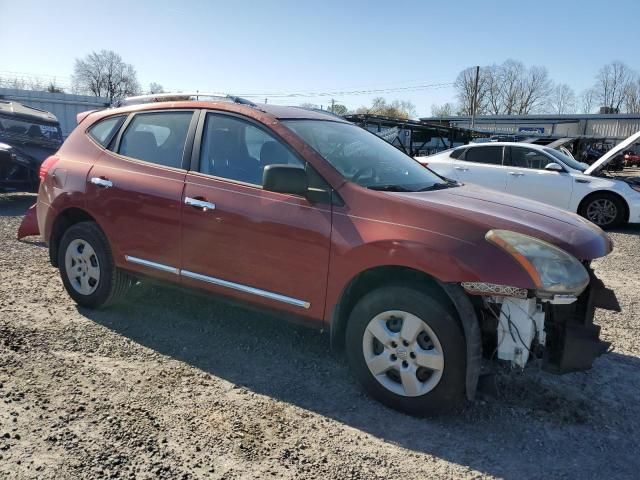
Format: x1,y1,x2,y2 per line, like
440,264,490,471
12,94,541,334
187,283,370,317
580,193,625,229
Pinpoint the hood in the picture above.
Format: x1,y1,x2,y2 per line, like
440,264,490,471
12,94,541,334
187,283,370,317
393,185,612,260
584,130,640,175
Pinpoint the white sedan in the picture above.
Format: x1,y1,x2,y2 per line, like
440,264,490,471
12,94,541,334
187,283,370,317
417,133,640,228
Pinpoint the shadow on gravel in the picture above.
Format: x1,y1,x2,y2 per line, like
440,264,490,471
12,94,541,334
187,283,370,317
78,282,640,478
0,193,37,217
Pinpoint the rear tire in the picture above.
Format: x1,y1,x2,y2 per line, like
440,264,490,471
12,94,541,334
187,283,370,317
345,285,466,416
58,221,132,308
579,193,625,229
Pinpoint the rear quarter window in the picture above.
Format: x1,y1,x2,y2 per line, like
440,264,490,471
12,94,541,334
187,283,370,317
88,116,126,148
450,148,467,159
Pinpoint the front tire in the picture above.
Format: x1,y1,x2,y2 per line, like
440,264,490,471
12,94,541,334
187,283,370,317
579,193,625,229
345,286,466,415
58,221,132,308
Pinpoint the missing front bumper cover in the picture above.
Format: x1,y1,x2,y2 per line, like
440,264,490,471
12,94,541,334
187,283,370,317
543,270,617,374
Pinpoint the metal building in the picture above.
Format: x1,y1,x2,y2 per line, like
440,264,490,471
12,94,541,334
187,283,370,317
0,88,109,137
420,113,640,141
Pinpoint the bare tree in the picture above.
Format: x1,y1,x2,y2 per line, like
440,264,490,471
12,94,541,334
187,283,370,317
356,97,416,119
548,83,576,114
580,88,597,113
594,61,633,112
148,82,164,94
484,64,503,115
623,78,640,113
47,81,64,93
454,67,489,115
499,60,526,115
517,66,552,114
72,50,141,103
431,103,454,117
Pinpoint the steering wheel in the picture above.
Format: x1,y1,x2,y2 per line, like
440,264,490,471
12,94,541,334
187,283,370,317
351,166,377,184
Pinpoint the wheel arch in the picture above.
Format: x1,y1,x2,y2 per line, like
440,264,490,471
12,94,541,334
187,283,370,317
577,190,629,224
329,265,482,400
49,207,99,267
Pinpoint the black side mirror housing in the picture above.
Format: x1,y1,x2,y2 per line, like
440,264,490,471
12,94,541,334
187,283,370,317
263,165,308,196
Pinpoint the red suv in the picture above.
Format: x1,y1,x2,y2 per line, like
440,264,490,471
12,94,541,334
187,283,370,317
20,95,620,415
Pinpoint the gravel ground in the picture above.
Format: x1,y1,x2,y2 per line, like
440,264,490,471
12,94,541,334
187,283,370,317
1,192,639,479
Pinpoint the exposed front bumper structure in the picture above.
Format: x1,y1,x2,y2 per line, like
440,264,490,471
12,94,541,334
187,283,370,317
468,269,619,374
543,270,619,373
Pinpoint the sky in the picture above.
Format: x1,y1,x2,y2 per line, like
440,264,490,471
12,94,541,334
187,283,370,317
1,0,639,117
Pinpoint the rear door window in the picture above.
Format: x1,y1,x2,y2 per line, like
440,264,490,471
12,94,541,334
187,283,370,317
118,111,194,169
464,146,503,165
88,116,126,148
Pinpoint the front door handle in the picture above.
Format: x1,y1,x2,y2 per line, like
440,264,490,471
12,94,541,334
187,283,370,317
185,196,216,211
90,177,113,188
454,166,469,171
508,172,525,176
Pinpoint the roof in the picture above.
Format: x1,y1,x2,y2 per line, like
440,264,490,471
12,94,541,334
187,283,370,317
456,141,551,150
257,104,348,122
0,100,59,124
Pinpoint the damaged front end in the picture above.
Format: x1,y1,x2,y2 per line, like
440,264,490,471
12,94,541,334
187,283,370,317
463,268,619,374
462,229,619,374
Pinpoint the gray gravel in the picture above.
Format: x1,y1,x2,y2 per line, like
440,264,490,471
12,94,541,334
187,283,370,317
1,192,639,479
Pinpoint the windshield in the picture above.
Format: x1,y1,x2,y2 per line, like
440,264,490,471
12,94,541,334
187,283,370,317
0,115,63,148
544,147,588,172
283,120,451,192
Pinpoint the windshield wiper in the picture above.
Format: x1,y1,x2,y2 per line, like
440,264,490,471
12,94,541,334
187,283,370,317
367,184,414,192
417,182,454,192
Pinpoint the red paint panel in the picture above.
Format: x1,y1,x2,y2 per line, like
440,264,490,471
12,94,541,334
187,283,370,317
180,173,331,322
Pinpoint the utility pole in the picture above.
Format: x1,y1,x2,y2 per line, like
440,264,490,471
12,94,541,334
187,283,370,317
470,65,480,129
331,98,335,113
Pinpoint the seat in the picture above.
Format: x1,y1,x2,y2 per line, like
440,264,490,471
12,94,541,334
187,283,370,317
260,141,290,168
121,131,158,162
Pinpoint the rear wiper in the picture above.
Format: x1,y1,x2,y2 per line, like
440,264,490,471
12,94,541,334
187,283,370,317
367,184,414,192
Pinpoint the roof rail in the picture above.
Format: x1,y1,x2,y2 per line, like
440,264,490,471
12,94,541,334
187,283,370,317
115,92,256,107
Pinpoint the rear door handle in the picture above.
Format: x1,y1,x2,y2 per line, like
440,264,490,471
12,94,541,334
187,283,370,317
454,166,469,171
185,197,216,211
90,177,113,188
508,172,524,176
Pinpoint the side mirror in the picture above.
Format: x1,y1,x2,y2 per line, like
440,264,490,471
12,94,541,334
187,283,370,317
263,165,308,196
544,162,564,172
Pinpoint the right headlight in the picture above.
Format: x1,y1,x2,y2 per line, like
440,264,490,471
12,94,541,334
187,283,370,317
486,229,590,297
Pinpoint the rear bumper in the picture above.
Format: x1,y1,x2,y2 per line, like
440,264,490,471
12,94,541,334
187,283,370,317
543,270,619,373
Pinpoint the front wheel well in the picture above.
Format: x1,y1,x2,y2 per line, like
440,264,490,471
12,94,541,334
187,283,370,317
330,266,454,350
49,208,97,267
577,190,629,223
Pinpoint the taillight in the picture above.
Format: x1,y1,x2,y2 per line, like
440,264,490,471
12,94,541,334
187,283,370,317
39,155,60,182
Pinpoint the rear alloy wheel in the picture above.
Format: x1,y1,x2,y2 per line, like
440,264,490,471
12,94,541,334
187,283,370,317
58,222,133,308
346,286,466,415
580,193,625,229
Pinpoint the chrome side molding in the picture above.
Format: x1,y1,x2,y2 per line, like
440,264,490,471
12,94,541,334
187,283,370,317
124,255,310,309
125,255,179,274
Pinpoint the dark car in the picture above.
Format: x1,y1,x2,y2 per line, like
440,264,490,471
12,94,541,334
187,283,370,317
0,100,64,192
18,94,620,415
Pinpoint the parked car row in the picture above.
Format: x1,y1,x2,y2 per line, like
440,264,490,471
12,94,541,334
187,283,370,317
418,137,640,228
17,94,620,415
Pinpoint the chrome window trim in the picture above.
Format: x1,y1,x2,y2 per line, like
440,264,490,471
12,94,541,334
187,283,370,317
123,255,310,309
181,270,311,309
124,255,180,275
